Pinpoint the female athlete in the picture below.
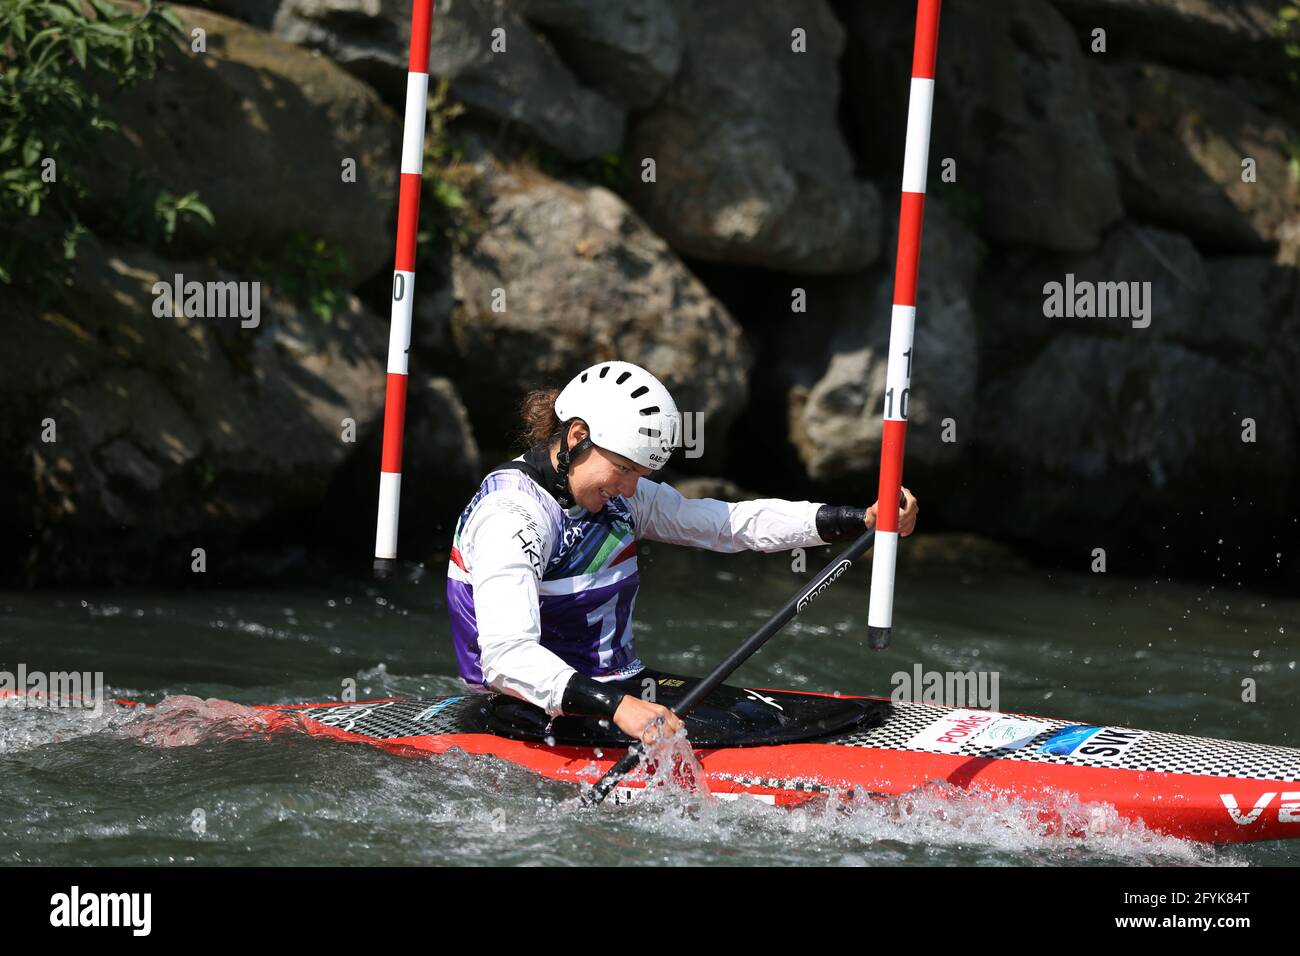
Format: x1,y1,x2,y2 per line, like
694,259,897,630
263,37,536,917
446,361,918,744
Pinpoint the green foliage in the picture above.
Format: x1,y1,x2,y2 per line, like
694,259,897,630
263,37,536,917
583,151,631,194
1284,140,1300,186
425,77,466,166
0,0,191,286
252,233,352,324
118,168,215,247
931,178,983,230
154,190,214,242
421,79,484,250
523,142,631,194
1277,3,1300,86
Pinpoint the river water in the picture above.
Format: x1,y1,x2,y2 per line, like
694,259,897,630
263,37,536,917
2,541,1297,866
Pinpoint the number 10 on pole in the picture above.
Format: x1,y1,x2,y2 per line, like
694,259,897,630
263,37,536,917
868,0,940,649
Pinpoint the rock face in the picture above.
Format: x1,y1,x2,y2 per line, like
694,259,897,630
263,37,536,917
977,335,1295,526
980,223,1211,359
786,201,983,481
1,240,372,583
333,373,482,549
445,160,749,469
625,0,881,274
199,0,279,30
507,0,682,109
967,223,1299,561
1089,60,1300,252
1204,256,1300,358
6,0,1300,586
80,4,400,288
840,0,1124,253
1048,0,1292,77
0,233,481,584
274,0,624,160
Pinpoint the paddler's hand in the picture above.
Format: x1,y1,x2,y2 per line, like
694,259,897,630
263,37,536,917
613,696,682,745
865,487,919,537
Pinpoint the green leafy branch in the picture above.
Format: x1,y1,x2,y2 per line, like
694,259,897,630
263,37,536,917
0,0,189,286
252,233,352,324
419,78,485,250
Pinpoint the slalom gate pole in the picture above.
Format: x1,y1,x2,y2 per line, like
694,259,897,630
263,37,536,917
866,0,941,649
375,0,435,579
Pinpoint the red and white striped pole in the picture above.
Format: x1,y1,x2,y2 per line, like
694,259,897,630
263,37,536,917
867,0,941,649
375,0,435,577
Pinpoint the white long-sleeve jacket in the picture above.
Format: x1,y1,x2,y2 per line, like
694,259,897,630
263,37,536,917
451,472,830,715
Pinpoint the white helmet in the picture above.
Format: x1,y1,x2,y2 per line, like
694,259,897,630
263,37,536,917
554,361,681,471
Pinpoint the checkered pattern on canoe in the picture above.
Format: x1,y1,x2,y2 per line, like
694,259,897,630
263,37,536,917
833,700,1300,782
300,697,478,739
297,695,1300,783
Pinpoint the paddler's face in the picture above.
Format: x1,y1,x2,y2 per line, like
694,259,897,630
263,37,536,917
560,423,652,511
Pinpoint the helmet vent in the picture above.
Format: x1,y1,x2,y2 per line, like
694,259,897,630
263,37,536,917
630,385,648,398
639,405,659,415
638,427,661,438
616,371,631,385
599,366,610,378
580,372,588,382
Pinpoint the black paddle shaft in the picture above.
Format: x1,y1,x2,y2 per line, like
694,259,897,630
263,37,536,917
580,527,878,807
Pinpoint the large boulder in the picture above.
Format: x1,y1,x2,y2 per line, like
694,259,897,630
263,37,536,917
1208,256,1300,429
977,335,1295,517
445,160,749,469
786,201,983,481
979,223,1219,359
1089,60,1300,252
1048,0,1292,78
838,0,1123,253
274,0,624,160
974,230,1300,556
0,237,477,584
506,0,682,109
977,226,1300,415
625,0,881,274
197,0,279,29
80,4,399,287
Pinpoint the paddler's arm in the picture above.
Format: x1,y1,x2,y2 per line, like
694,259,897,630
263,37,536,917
626,479,821,552
627,480,918,551
822,489,919,540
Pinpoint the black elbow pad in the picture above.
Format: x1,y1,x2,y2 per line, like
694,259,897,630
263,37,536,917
561,674,623,718
815,504,867,542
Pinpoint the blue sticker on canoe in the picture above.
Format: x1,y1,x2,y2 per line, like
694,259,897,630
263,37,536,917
1038,725,1100,756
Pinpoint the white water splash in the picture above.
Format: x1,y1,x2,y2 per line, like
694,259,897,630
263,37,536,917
605,776,1226,865
577,727,713,809
0,695,142,755
120,695,302,747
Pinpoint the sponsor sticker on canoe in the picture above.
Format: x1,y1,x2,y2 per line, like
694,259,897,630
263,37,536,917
906,710,1002,753
1038,725,1099,755
1073,727,1146,760
1220,792,1300,826
969,716,1051,751
1038,725,1145,761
